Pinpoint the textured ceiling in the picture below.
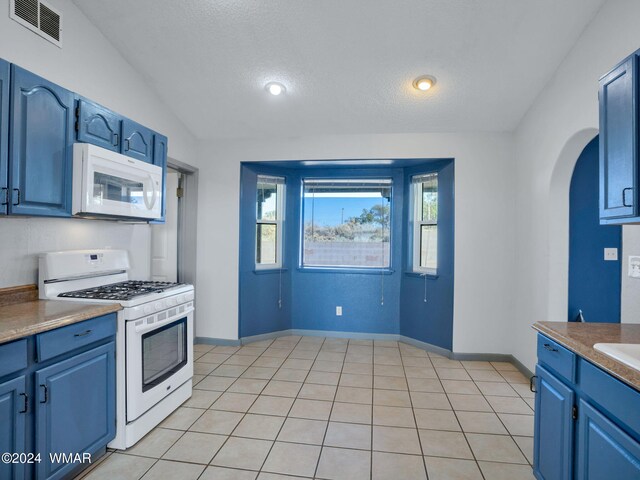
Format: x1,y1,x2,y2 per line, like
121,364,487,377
73,0,604,140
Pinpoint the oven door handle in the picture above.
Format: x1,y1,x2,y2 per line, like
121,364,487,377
132,307,194,334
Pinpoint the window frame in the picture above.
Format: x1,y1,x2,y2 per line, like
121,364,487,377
300,177,393,271
412,173,438,275
255,175,285,270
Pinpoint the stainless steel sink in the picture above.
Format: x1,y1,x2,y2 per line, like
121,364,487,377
594,343,640,371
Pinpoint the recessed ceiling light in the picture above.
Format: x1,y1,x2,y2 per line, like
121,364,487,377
413,75,436,91
266,82,286,96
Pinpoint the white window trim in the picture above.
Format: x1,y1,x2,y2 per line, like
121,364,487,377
255,178,285,270
412,174,438,275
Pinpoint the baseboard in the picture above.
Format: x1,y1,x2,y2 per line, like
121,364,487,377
195,330,534,377
290,329,402,341
509,354,534,379
240,330,292,344
194,336,242,346
398,335,452,358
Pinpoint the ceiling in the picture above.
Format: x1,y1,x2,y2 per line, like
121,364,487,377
73,0,604,140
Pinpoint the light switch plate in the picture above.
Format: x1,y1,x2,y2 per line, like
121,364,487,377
336,306,342,316
630,256,640,278
604,248,618,261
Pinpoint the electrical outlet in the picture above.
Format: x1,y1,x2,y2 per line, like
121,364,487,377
630,256,640,278
604,248,618,261
336,306,342,316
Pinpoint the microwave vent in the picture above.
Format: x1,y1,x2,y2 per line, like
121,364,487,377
10,0,62,47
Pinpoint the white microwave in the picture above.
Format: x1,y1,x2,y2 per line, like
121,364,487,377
72,143,162,220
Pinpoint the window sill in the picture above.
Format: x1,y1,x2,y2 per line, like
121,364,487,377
404,271,439,279
253,268,288,275
297,267,395,275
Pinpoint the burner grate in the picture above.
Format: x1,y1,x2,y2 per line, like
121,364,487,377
59,280,183,301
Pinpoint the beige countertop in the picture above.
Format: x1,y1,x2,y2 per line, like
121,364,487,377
533,321,640,392
0,285,121,345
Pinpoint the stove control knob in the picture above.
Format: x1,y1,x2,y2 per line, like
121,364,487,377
186,292,194,301
155,301,164,310
168,297,178,306
177,295,185,303
144,305,153,315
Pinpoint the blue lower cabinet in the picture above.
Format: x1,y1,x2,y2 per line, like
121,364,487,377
535,334,640,480
577,400,640,480
534,365,574,480
0,376,27,480
35,342,115,480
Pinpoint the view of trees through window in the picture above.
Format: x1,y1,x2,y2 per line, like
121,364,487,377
302,179,392,268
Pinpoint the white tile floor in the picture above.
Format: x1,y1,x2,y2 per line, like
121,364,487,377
78,336,536,480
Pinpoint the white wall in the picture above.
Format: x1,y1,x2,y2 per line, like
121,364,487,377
0,0,198,289
193,133,518,355
512,0,640,370
0,217,150,287
622,226,640,324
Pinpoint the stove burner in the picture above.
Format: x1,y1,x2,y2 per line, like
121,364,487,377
58,280,183,301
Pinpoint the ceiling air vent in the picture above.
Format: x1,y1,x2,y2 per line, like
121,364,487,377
10,0,62,47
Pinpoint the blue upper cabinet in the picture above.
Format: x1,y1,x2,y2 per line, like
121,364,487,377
35,342,115,480
9,65,74,217
599,56,637,221
122,118,154,163
76,99,122,152
153,133,168,222
0,376,27,480
0,59,9,215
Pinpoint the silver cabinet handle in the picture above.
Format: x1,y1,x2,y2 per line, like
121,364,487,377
74,329,93,337
543,344,558,352
623,187,633,207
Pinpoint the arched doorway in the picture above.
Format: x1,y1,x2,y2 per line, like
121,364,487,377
568,136,621,322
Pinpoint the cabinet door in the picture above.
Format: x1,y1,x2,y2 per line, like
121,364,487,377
0,376,27,480
9,65,74,217
599,57,637,220
76,99,121,152
121,118,154,163
0,59,9,215
35,343,115,480
152,133,168,222
533,365,575,480
577,399,640,479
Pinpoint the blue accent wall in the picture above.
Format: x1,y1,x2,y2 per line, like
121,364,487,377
289,168,404,334
239,160,455,346
239,165,293,337
569,136,621,323
400,161,455,349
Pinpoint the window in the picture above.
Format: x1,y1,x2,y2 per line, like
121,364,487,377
302,179,392,269
412,173,438,273
256,175,285,269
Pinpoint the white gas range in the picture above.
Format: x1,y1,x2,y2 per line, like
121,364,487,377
39,249,194,449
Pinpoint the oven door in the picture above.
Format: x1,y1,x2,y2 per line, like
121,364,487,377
126,307,193,422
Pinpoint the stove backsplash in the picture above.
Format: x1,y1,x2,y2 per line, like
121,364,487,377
0,217,151,288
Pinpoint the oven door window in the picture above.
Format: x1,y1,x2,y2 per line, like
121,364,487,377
141,317,187,392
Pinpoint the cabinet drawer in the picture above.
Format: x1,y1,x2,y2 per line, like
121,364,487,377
537,334,577,383
36,314,116,362
0,339,28,378
579,359,640,437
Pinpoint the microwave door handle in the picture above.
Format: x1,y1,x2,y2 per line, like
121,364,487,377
143,174,157,210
